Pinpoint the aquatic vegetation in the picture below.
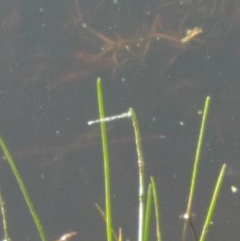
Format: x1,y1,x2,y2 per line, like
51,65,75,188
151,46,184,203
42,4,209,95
0,137,47,241
76,15,203,76
0,189,10,241
89,78,226,241
54,2,208,85
0,78,227,241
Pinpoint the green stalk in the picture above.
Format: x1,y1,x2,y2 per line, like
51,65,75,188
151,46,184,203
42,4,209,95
150,177,162,241
97,77,113,241
95,203,118,240
143,183,153,241
0,137,47,241
128,108,145,241
0,188,11,241
199,163,226,241
183,96,211,238
186,96,211,215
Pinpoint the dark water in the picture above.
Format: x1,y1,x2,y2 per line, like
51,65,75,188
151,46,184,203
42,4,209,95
0,0,240,241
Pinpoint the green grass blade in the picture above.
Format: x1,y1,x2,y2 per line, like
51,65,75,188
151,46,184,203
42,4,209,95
186,96,211,215
143,183,153,241
150,177,162,241
97,77,113,241
0,188,11,241
129,108,145,241
0,137,47,241
183,96,211,238
95,203,118,241
199,163,227,241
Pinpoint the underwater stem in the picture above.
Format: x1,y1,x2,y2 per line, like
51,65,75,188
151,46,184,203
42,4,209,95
97,78,113,241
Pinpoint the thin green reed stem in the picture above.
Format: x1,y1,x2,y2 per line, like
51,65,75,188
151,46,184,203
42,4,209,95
199,163,226,241
150,177,162,241
183,96,211,238
97,78,112,241
0,137,47,241
143,183,153,241
95,203,118,240
186,96,211,216
0,188,11,241
129,108,145,241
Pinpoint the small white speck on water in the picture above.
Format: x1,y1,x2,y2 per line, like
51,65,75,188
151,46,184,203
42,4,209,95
152,117,156,121
206,55,211,60
82,22,87,28
231,185,238,193
182,213,190,220
179,121,185,126
146,11,151,16
53,155,59,161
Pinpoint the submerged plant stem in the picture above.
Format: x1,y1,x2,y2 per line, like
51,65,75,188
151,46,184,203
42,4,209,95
97,78,113,241
143,183,152,241
199,163,226,241
150,177,162,241
0,137,47,241
129,108,145,241
186,96,211,216
183,96,211,239
0,189,10,241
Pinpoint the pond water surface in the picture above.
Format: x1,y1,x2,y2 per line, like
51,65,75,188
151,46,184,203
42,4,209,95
0,1,240,241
